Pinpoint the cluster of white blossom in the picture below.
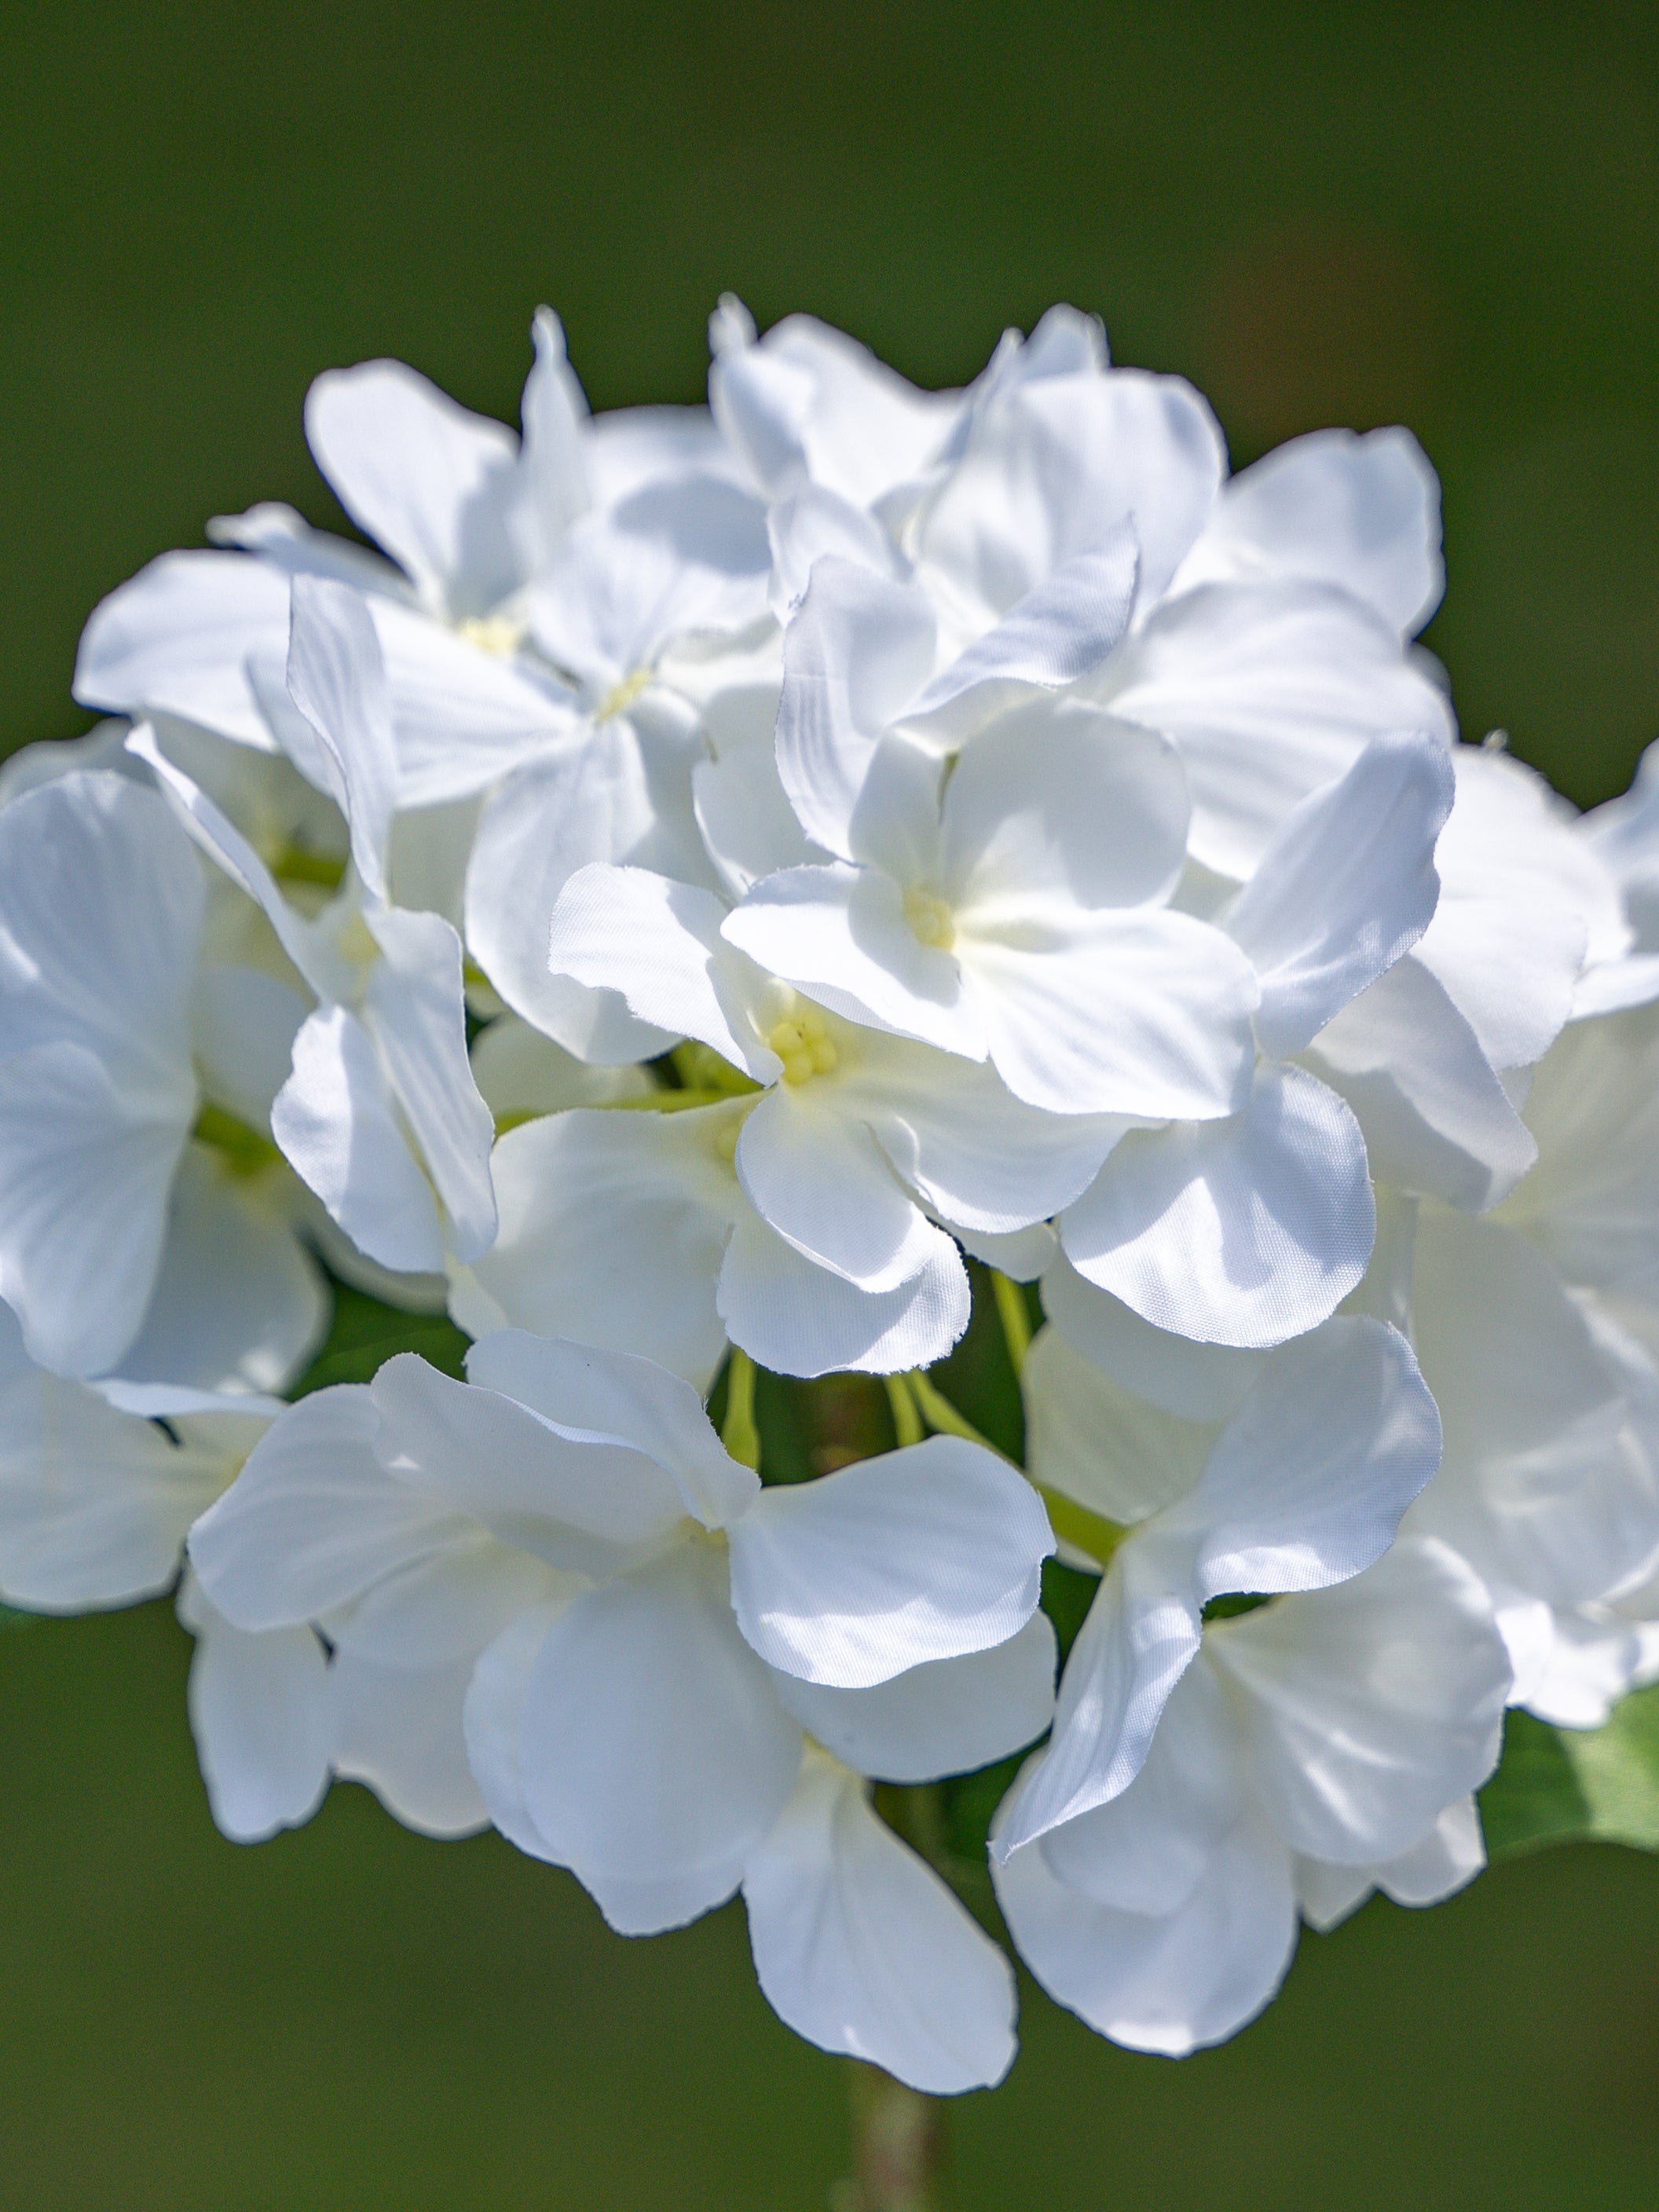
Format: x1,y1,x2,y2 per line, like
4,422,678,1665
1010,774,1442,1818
4,299,1659,2091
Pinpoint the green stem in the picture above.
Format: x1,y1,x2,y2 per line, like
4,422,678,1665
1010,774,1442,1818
905,1371,1006,1456
990,1269,1031,1377
884,1372,925,1448
721,1350,762,1472
834,2063,946,2212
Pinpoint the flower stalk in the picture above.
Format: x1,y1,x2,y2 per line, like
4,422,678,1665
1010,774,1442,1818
835,2061,946,2212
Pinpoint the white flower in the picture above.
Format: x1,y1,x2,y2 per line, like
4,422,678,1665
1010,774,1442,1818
75,313,764,811
189,1330,1057,2089
527,856,1127,1375
0,1300,334,1842
994,1536,1510,2055
454,1090,974,1386
994,1313,1442,1855
1392,1005,1659,1724
0,769,326,1386
1302,745,1622,1216
130,577,498,1279
1572,735,1659,1016
1053,728,1453,1346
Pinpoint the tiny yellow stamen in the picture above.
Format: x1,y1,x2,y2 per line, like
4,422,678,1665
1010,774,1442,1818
457,614,528,657
767,1011,839,1084
903,888,955,950
596,667,653,720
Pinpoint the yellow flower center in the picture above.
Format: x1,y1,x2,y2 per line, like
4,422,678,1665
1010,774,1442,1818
596,667,654,720
456,614,528,657
903,888,955,950
766,1009,840,1086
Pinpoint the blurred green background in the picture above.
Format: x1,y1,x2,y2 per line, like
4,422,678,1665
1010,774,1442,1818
3,1,1659,2203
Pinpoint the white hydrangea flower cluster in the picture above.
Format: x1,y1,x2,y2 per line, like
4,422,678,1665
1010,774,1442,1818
5,298,1659,2092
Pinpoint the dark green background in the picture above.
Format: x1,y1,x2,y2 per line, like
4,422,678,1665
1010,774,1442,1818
3,2,1658,2203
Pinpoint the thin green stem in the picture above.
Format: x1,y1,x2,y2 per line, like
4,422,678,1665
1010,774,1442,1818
721,1349,762,1472
990,1269,1031,1378
884,1372,925,1449
905,1371,1007,1457
834,2061,945,2212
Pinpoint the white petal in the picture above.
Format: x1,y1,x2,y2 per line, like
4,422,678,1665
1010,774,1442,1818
994,1781,1297,2057
915,368,1224,620
1225,732,1454,1056
717,1209,971,1379
743,1750,1017,2093
523,477,768,679
961,906,1258,1120
463,740,691,1059
1210,1536,1509,1863
1059,1065,1374,1347
774,559,939,859
994,1542,1203,1852
1374,1793,1486,1908
1196,427,1444,633
1035,1654,1245,1915
902,533,1140,745
1415,747,1600,1073
1022,1322,1219,1527
939,698,1191,914
727,1434,1053,1686
368,1350,699,1566
463,1601,573,1862
0,1041,191,1378
837,1031,1126,1236
123,723,328,992
1500,1009,1659,1298
712,312,955,508
460,1104,740,1390
771,1613,1056,1782
74,551,289,747
0,771,204,1080
517,1543,802,1901
1041,1255,1270,1419
505,306,592,572
0,1324,229,1607
735,1085,951,1291
188,1383,468,1630
192,964,307,1129
463,1328,757,1532
112,1147,328,1396
181,1580,332,1843
1099,580,1456,880
548,863,776,1079
284,576,399,900
724,862,986,1058
1303,954,1536,1212
207,500,412,595
692,688,820,899
305,358,520,614
363,906,497,1260
272,1005,446,1275
1171,1317,1441,1603
767,483,908,620
468,1014,650,1118
367,598,578,807
330,1649,489,1837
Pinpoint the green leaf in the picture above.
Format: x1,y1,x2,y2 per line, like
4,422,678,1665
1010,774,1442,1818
1480,1683,1659,1860
287,1280,471,1398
